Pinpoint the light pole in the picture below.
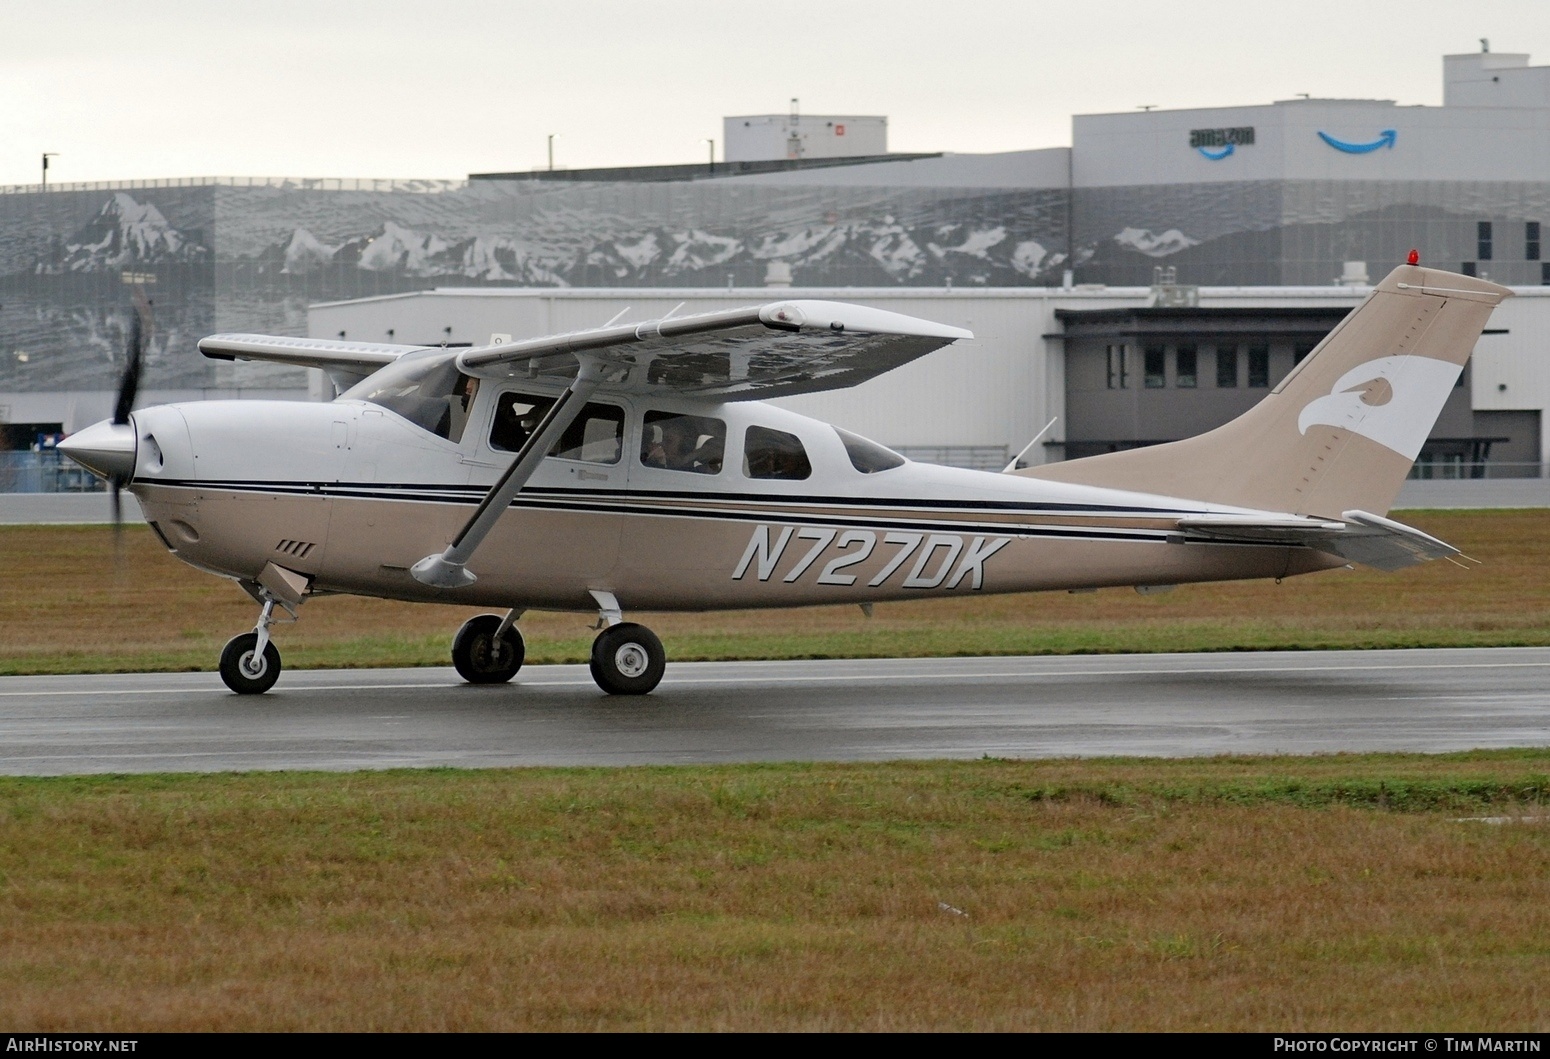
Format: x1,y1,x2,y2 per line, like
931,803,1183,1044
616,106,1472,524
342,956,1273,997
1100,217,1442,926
704,138,714,174
547,134,558,172
41,153,58,191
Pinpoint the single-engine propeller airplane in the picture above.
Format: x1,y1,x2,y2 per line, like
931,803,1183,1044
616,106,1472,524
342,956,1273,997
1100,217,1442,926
60,259,1509,696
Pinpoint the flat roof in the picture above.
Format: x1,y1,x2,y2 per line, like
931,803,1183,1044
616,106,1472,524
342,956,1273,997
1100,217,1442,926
469,154,937,184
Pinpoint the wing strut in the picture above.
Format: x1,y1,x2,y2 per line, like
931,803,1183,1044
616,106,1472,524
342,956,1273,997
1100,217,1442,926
410,358,607,588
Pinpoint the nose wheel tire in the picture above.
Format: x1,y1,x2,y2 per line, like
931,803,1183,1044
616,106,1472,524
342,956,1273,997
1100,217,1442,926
453,614,526,684
589,623,666,696
219,632,282,695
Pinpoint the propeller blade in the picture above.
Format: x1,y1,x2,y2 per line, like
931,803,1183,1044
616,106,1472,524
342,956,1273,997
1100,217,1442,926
109,288,152,547
113,313,142,426
110,476,124,548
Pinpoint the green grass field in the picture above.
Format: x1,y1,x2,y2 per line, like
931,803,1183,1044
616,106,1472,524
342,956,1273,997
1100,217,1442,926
2,754,1548,1031
3,509,1549,675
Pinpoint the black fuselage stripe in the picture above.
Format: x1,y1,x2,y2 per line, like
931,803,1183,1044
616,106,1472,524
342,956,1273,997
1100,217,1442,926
136,477,1196,514
133,479,1280,549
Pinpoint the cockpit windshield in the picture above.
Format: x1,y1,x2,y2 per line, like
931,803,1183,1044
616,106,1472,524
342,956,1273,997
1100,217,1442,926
340,352,480,443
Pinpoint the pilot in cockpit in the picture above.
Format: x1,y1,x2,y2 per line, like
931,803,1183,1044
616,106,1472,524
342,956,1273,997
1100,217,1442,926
445,373,479,444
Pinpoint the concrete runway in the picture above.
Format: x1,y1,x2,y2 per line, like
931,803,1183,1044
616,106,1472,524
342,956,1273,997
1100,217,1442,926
2,647,1548,775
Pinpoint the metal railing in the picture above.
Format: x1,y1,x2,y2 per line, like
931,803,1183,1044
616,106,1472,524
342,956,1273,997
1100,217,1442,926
0,451,104,493
893,445,1012,472
1406,461,1548,481
0,175,467,196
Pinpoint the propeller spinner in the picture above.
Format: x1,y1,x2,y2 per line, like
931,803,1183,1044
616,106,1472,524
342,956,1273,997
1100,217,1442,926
56,289,151,528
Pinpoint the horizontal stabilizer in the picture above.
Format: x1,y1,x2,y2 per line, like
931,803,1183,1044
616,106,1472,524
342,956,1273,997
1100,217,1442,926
1176,514,1348,541
1177,509,1458,571
1325,510,1460,571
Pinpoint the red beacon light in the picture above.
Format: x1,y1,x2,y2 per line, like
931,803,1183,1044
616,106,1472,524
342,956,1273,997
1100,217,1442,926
1407,249,1420,265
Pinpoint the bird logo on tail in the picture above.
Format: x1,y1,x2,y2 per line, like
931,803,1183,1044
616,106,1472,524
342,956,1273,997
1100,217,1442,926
1297,355,1460,461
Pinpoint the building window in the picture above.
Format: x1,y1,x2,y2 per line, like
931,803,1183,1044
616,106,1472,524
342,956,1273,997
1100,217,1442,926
1106,344,1127,389
1175,344,1197,388
1143,345,1166,388
1461,262,1477,277
1293,341,1316,366
1247,343,1270,388
1478,221,1493,261
1216,346,1238,388
1543,262,1550,286
1528,222,1542,261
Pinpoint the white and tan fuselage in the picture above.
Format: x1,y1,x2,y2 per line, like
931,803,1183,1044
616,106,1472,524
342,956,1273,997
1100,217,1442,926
128,393,1342,614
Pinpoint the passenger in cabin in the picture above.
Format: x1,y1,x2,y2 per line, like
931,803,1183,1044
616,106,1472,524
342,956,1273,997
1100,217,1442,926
644,417,698,470
642,413,724,474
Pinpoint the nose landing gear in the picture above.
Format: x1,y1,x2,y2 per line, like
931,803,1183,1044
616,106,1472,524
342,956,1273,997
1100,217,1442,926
452,610,526,684
219,595,295,695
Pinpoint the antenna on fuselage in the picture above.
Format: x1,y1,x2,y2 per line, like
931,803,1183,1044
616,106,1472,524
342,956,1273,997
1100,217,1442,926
1002,417,1058,473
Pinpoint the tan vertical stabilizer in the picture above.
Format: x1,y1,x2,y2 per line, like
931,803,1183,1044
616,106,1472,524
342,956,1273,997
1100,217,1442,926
1019,265,1512,517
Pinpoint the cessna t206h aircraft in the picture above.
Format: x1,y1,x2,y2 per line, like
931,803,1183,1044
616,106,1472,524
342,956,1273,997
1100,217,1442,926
60,261,1509,696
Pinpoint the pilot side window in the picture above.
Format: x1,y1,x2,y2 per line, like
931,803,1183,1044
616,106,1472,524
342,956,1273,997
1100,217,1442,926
639,411,725,475
489,392,624,464
343,353,479,443
743,425,812,481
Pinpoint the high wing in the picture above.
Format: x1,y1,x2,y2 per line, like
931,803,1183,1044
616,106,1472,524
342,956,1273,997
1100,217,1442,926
454,300,973,401
397,299,972,589
199,334,434,390
1177,509,1459,571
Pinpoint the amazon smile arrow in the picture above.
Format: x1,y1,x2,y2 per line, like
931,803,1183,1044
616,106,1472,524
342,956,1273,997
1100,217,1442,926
1318,129,1398,154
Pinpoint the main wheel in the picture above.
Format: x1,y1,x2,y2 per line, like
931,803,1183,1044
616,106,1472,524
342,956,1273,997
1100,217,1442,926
452,614,525,684
219,632,282,695
589,623,666,696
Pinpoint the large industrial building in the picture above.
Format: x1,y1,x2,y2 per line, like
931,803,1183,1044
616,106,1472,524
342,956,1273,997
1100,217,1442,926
305,280,1549,477
2,47,1548,483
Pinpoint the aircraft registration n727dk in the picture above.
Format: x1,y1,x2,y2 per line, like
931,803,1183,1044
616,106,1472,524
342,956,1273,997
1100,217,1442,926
60,261,1510,696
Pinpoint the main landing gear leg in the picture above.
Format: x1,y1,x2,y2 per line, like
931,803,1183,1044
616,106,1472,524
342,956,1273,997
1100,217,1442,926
220,594,296,695
452,609,526,684
586,590,666,696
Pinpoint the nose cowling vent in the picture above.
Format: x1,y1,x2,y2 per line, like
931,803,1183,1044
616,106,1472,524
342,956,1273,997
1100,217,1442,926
276,539,317,559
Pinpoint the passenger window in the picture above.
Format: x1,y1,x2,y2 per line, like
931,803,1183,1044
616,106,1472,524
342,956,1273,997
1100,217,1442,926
489,392,553,452
550,403,624,464
639,411,725,475
489,392,624,464
835,428,905,473
743,425,811,481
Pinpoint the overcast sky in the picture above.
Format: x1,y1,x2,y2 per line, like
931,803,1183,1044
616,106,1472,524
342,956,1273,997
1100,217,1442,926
3,0,1547,187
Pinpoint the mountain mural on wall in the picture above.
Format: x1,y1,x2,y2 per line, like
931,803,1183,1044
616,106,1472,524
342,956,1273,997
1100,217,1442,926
250,217,1061,287
12,185,1072,289
1,180,1071,392
33,193,210,274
